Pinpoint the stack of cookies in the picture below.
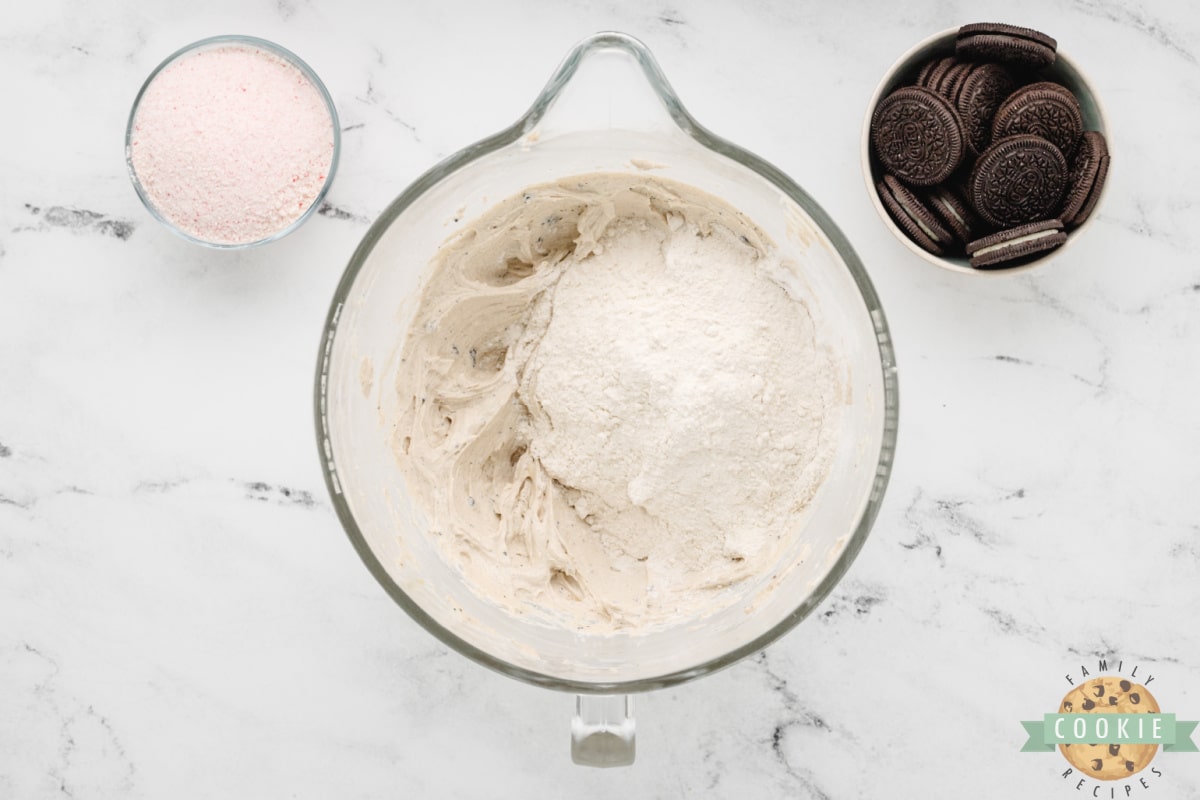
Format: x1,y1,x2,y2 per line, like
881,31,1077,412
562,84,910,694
870,23,1110,270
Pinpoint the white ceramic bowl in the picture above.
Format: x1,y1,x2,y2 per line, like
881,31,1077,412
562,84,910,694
861,27,1111,275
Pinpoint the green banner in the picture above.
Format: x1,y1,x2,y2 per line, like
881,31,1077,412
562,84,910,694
1021,714,1199,753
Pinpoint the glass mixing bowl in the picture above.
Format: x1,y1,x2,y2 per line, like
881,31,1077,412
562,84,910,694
314,31,898,766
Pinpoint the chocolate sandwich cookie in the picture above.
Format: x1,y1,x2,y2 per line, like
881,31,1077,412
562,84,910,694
925,185,984,248
969,134,1068,227
916,56,957,91
956,22,1057,69
992,81,1083,157
871,87,966,186
955,62,1017,154
1061,131,1110,228
1058,677,1160,780
937,61,975,104
967,218,1066,269
877,175,954,255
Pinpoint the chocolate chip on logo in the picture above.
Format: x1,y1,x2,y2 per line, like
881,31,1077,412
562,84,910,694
1109,696,1119,705
1126,761,1136,772
1083,698,1095,710
1093,684,1105,698
1120,680,1132,692
1090,759,1103,771
1130,693,1141,704
1108,744,1121,756
1063,700,1074,712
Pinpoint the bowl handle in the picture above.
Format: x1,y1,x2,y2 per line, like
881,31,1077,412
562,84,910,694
571,694,635,767
520,32,694,142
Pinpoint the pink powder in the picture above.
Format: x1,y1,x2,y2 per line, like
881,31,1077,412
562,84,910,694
130,43,336,246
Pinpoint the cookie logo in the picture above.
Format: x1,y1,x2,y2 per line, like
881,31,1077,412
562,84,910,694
1020,660,1198,796
1058,677,1160,779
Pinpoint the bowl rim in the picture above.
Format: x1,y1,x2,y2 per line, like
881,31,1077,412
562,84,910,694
125,34,341,249
314,31,900,693
861,27,1112,276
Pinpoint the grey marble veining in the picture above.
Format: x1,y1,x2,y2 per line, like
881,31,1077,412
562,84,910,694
3,0,1199,797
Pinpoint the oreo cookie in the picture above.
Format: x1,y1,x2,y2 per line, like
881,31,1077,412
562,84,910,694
992,81,1083,157
967,218,1067,269
940,62,974,105
925,185,983,248
956,23,1057,69
955,63,1017,154
926,60,971,102
877,175,955,255
1061,131,1110,228
871,87,966,186
969,134,1068,227
917,56,957,92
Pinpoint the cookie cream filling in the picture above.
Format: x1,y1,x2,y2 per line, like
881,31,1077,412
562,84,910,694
391,174,843,632
894,192,943,242
931,194,968,229
971,228,1061,257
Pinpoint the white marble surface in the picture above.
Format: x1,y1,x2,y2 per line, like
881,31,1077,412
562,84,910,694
3,0,1199,797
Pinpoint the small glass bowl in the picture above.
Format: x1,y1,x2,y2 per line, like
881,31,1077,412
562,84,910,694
861,28,1111,275
125,35,340,249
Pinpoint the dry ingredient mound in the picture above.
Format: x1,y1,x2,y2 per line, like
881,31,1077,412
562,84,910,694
129,42,335,245
391,173,843,632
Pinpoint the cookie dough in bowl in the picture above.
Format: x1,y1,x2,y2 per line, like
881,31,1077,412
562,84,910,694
392,174,843,632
